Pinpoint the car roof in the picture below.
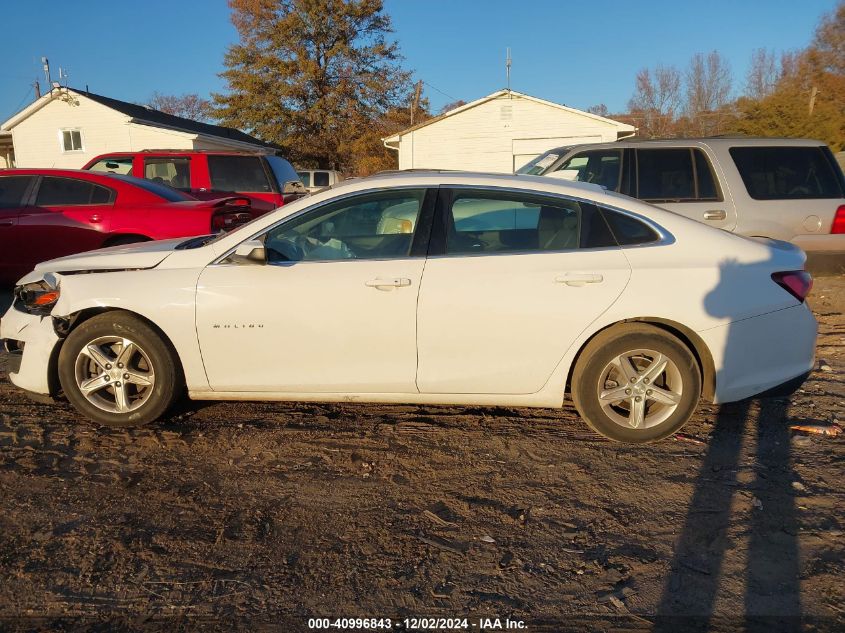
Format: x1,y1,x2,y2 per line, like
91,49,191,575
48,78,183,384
539,136,828,155
89,149,273,157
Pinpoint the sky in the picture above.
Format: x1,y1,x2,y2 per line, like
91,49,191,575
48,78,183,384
0,0,837,123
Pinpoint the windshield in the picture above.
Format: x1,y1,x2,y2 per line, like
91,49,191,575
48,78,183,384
516,151,561,175
266,155,300,188
107,174,193,202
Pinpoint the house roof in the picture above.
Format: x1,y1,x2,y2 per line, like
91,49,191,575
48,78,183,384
1,87,280,150
382,89,637,147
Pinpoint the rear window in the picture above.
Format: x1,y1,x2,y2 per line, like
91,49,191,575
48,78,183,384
730,146,845,200
36,177,113,206
208,155,272,193
314,171,330,187
108,175,193,202
0,176,34,208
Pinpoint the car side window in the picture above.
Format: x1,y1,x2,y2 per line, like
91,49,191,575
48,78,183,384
88,157,134,175
729,146,845,200
0,176,35,208
602,209,660,245
554,150,623,190
445,191,616,255
35,177,113,206
314,171,330,187
144,157,191,190
263,189,426,263
636,148,722,202
208,156,271,192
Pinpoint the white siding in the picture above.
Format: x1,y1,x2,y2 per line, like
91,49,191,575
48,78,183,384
7,92,268,168
397,94,625,173
11,96,131,168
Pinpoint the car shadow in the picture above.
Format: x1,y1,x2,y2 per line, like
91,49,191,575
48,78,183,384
653,254,805,631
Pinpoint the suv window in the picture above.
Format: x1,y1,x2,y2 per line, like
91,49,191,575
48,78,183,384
314,171,330,187
445,191,614,255
729,146,845,200
208,155,271,193
0,176,34,208
553,150,623,190
263,189,426,262
636,148,721,202
88,157,133,175
36,177,113,206
144,157,191,190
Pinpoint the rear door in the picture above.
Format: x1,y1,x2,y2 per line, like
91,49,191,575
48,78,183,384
415,187,631,394
18,176,114,266
634,147,737,231
0,175,37,283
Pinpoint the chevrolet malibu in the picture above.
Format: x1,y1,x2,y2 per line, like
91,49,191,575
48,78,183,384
0,172,817,443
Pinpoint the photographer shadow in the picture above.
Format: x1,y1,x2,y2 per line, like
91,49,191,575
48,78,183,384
653,256,803,632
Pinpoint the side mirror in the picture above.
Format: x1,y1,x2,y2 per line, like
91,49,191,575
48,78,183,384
227,239,266,265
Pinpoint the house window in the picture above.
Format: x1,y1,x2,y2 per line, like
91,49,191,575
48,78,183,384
61,129,83,152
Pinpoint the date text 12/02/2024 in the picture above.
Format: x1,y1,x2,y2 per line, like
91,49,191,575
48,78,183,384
307,618,528,630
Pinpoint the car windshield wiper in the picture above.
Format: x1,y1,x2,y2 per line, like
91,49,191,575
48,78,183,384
175,235,216,250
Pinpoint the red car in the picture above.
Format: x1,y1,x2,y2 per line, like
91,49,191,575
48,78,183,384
83,150,307,211
0,168,254,285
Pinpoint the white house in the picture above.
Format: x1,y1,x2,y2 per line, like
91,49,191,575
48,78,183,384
0,87,276,169
382,89,637,173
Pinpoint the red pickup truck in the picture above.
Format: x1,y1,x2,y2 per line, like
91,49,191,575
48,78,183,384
83,150,307,211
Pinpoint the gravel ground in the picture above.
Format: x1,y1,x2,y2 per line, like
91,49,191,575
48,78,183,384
0,279,843,632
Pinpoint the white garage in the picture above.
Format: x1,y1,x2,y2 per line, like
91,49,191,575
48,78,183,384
383,89,636,174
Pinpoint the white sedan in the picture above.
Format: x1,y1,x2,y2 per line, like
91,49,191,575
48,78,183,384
0,172,817,442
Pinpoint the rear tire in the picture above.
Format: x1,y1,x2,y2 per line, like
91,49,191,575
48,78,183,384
571,324,701,443
58,312,181,427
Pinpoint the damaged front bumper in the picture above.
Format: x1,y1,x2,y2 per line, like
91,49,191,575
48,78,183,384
0,302,61,396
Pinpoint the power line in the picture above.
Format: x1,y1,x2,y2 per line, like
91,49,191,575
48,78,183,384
420,80,458,103
3,86,34,121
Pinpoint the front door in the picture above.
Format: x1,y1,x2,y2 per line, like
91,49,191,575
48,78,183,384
416,188,631,394
0,175,36,284
196,188,434,393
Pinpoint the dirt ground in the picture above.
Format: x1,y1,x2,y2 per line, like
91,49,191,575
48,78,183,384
0,278,843,632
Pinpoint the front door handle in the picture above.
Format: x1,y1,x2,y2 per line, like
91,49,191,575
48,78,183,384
555,273,604,287
365,277,412,288
703,209,727,221
0,221,14,227
89,214,103,223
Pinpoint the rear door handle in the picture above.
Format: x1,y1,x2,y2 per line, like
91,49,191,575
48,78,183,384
555,273,604,286
365,277,412,288
703,209,726,221
0,221,14,227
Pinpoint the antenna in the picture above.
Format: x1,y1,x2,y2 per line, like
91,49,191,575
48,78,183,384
41,56,51,88
58,67,69,86
506,48,512,92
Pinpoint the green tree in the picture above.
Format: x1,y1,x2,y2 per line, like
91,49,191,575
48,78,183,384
213,0,412,171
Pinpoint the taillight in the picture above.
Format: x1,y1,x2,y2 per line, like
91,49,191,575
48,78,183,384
772,270,813,302
212,211,251,232
832,205,845,234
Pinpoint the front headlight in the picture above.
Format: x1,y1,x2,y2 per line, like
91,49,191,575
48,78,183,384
15,276,61,315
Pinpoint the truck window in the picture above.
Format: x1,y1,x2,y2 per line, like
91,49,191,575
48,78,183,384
144,157,191,190
208,155,272,193
729,146,845,200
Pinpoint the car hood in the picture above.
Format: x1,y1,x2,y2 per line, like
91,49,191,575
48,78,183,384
17,238,185,284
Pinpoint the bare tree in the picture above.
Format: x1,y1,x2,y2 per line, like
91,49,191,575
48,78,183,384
586,103,609,117
685,51,733,135
812,0,845,74
627,65,682,137
439,100,467,114
746,48,779,100
147,92,213,122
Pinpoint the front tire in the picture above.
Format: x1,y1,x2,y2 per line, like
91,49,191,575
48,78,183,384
571,324,701,443
58,312,181,427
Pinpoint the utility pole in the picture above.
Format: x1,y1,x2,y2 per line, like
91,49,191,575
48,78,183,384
808,86,818,116
506,48,512,92
410,80,422,125
33,79,41,99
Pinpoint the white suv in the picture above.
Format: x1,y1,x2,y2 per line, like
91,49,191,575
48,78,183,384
518,138,845,264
